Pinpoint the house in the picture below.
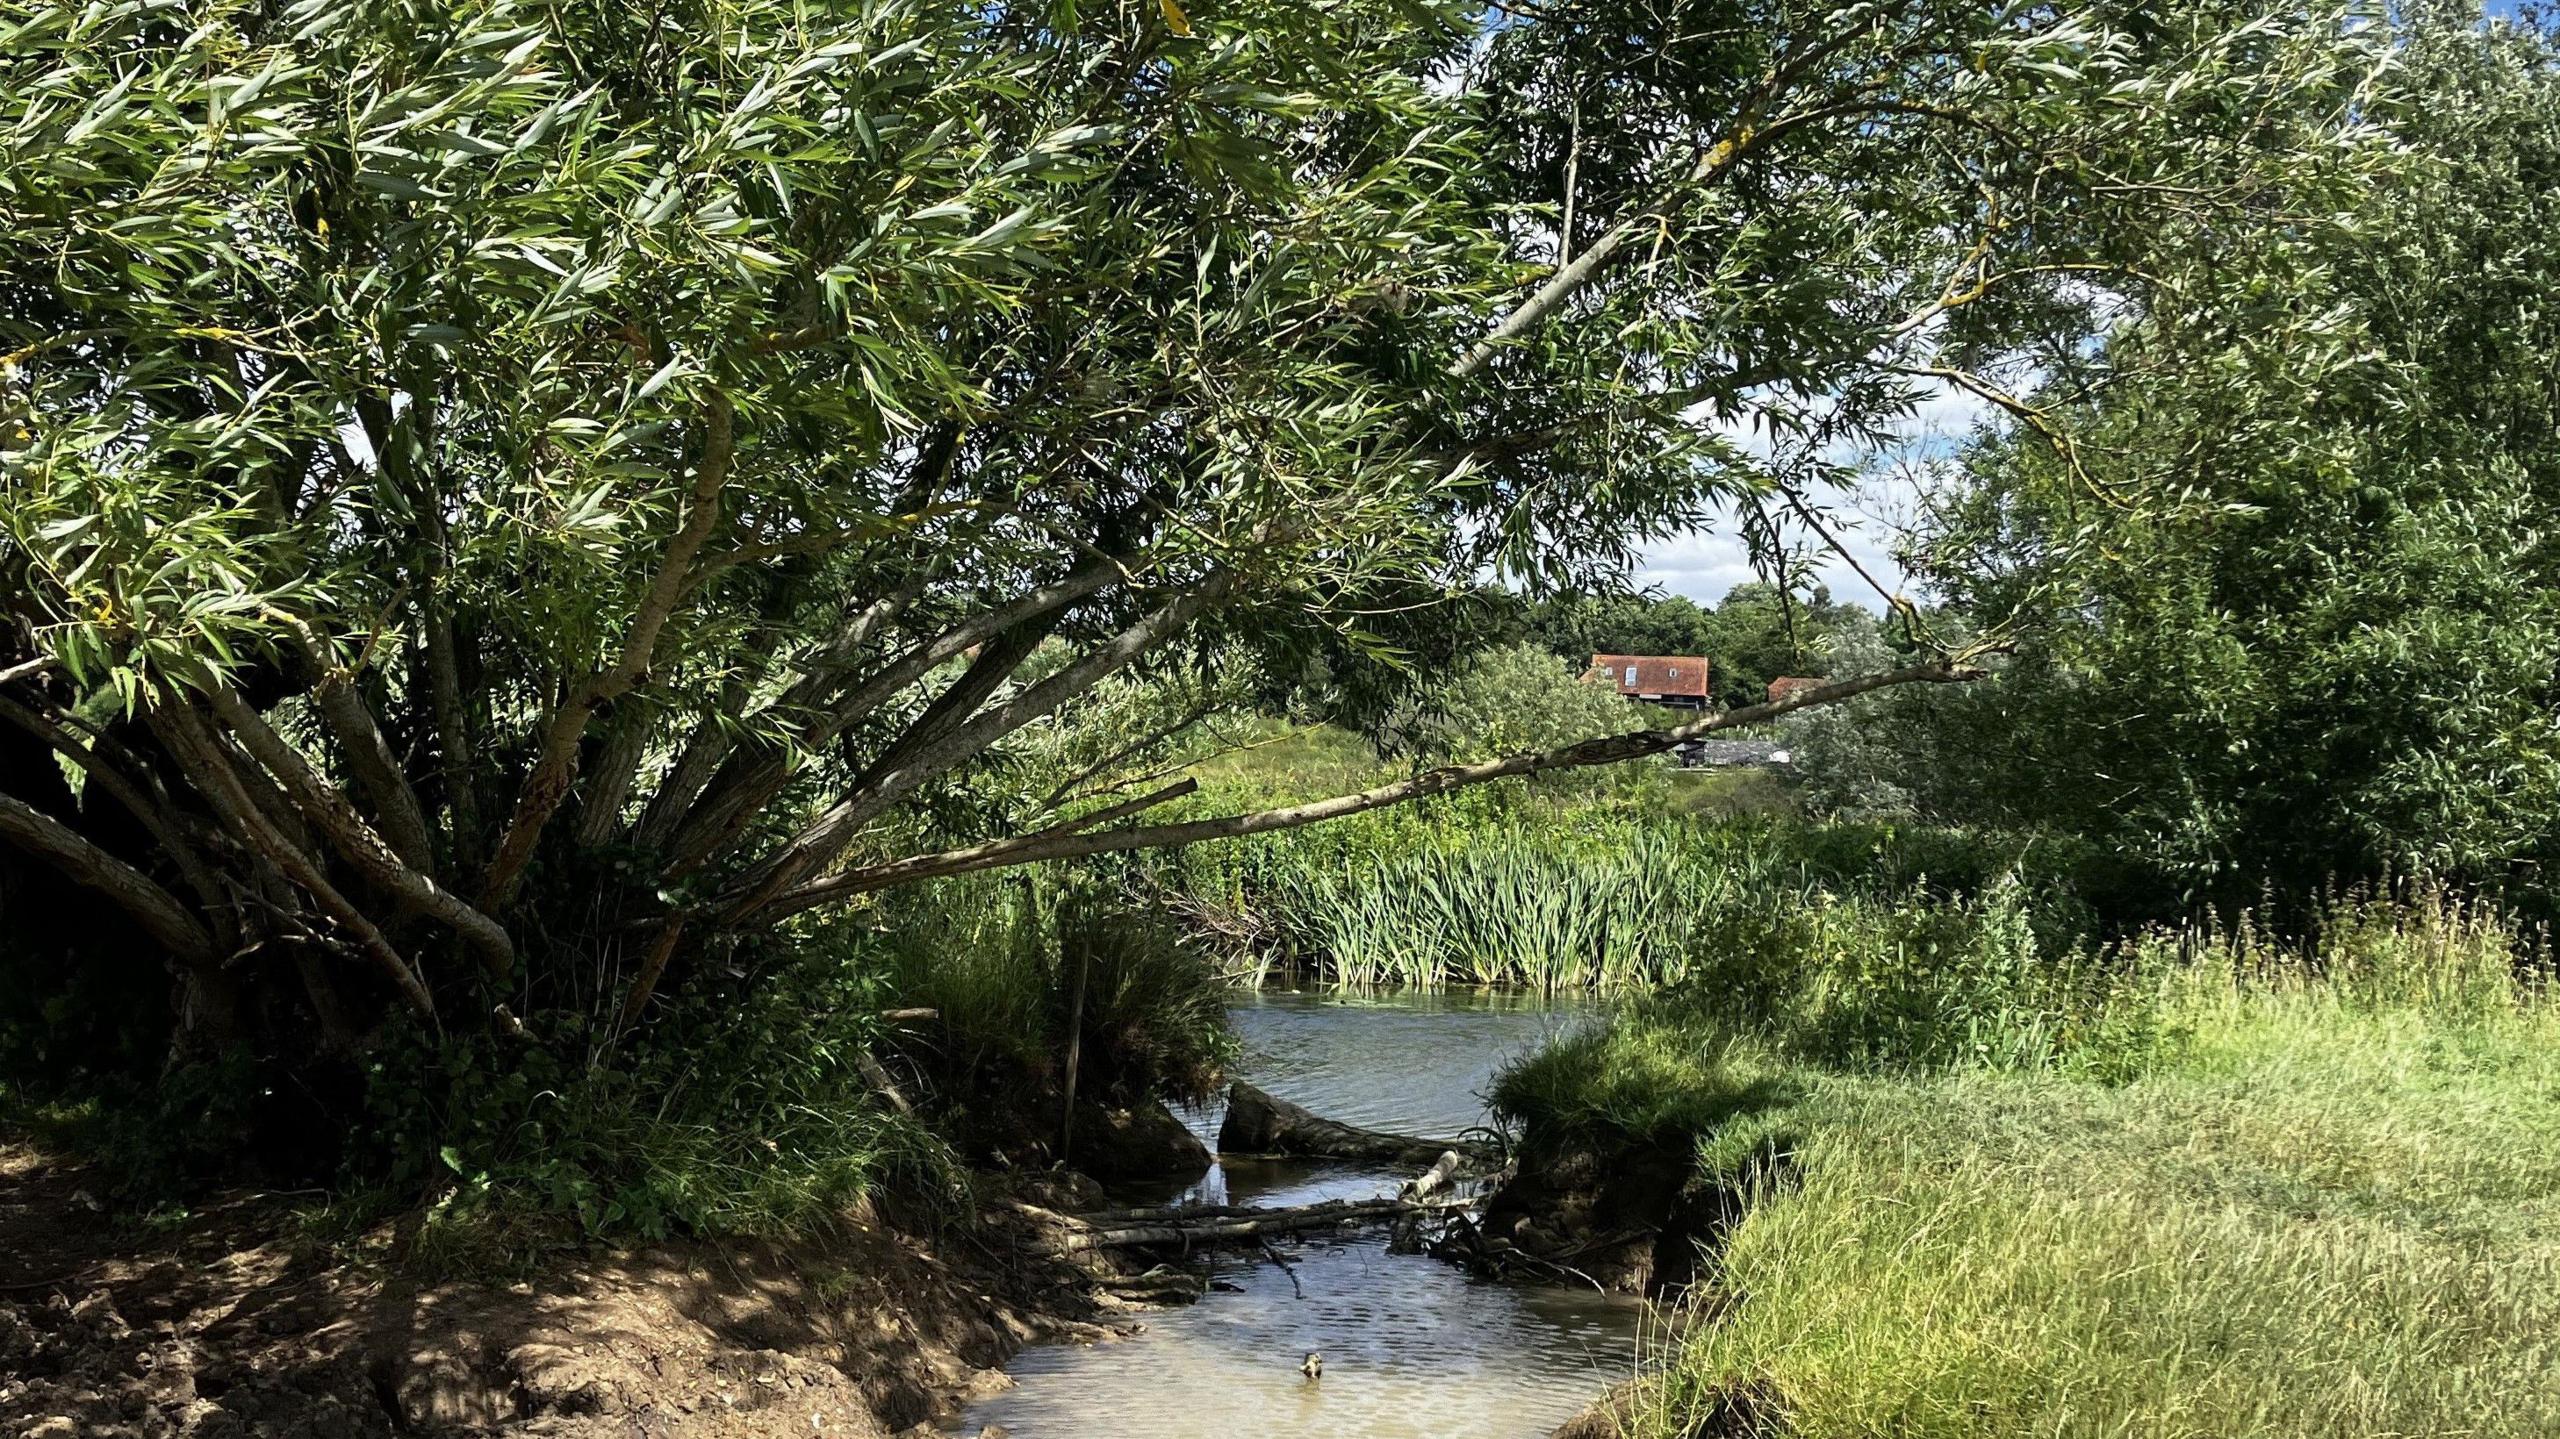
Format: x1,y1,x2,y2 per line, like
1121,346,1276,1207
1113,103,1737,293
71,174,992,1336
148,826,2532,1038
1766,675,1825,705
1587,654,1710,710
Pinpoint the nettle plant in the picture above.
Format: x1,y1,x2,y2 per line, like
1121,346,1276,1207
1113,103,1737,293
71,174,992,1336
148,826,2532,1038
0,0,2379,1061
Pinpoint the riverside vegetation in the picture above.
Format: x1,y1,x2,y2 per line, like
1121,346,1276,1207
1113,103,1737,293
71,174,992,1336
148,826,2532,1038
8,2,2560,1437
1150,734,2560,1437
1501,887,2560,1439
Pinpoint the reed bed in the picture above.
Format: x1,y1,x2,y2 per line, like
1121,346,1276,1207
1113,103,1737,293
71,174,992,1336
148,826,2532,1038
1282,827,1694,992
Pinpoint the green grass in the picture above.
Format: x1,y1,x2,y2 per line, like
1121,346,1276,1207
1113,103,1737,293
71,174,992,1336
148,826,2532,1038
1180,719,1395,801
1663,766,1798,818
1149,789,2103,997
1503,888,2560,1438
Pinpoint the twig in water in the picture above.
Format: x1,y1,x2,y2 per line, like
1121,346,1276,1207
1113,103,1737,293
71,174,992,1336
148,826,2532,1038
1259,1237,1306,1300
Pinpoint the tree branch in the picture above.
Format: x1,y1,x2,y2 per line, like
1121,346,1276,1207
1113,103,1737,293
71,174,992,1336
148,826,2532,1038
482,389,736,906
573,698,654,850
1037,701,1214,812
286,620,438,873
727,573,1234,919
660,554,1127,875
149,693,437,1021
0,689,230,930
196,677,517,980
761,659,1986,919
0,789,216,966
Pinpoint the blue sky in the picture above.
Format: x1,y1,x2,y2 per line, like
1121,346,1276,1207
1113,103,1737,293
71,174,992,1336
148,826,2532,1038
1635,380,1982,610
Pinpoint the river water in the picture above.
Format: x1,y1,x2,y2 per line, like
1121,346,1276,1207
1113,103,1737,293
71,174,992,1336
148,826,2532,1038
955,989,1649,1438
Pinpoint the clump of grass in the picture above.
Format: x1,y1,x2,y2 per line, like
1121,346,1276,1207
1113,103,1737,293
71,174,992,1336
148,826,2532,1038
1055,895,1239,1107
874,870,1238,1107
1491,1007,1798,1149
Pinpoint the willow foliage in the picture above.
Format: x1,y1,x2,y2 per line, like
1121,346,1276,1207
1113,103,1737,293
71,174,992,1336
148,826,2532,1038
0,0,2386,1058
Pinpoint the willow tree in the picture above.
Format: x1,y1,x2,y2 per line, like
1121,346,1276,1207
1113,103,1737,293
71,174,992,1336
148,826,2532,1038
1897,4,2560,906
0,0,2380,1055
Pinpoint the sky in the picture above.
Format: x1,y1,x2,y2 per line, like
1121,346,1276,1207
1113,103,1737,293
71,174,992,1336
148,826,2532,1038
1632,378,1992,612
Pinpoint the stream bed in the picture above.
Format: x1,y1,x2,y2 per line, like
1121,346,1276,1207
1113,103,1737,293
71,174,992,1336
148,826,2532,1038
955,989,1650,1438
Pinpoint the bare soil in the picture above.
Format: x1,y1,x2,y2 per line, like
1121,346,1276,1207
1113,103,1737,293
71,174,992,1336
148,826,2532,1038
0,1143,1141,1439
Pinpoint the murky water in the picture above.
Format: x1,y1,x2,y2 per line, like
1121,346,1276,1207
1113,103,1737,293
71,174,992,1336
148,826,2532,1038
957,989,1647,1438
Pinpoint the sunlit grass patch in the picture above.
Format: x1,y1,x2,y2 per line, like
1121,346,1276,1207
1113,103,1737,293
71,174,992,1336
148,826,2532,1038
1671,1014,2560,1438
1507,887,2560,1437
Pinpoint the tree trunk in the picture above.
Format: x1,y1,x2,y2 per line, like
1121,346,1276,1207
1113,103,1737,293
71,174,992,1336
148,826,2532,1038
1217,1081,1496,1166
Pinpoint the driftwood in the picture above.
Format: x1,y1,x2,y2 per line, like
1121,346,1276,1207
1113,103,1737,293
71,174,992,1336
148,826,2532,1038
1217,1081,1497,1166
1020,1193,1476,1255
1400,1149,1464,1202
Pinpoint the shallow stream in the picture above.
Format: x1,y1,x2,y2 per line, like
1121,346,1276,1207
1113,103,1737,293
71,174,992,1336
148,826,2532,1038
955,989,1649,1438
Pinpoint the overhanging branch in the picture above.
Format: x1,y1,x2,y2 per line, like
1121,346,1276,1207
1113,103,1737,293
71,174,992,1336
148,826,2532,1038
759,658,1986,920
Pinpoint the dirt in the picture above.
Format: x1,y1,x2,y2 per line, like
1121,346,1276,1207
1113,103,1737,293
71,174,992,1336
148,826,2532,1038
1545,1378,1787,1439
0,1143,1152,1439
1474,1135,1744,1298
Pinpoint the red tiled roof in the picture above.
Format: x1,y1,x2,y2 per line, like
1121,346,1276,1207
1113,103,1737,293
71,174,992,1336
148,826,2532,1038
1587,654,1710,699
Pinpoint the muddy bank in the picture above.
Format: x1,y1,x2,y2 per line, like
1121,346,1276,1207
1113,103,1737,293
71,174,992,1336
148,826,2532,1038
1468,1093,1798,1300
0,1142,1155,1439
1468,1135,1744,1297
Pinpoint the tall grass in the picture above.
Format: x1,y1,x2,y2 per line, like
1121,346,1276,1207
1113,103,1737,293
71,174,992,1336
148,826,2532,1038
1501,883,2560,1439
1284,826,1692,991
872,871,1238,1108
1154,797,2102,996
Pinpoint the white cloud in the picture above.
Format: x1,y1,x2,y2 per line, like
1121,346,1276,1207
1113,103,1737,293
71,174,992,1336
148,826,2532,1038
1636,375,1995,610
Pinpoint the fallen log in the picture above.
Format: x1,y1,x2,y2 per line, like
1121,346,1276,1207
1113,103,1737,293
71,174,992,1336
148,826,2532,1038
1400,1149,1464,1202
1216,1081,1498,1165
1024,1194,1476,1255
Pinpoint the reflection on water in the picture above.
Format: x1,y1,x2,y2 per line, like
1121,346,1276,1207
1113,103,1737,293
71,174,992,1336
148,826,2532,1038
957,988,1642,1438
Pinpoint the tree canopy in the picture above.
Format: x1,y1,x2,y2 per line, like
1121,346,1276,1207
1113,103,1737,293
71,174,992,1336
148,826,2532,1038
1878,5,2560,905
1,0,2389,1056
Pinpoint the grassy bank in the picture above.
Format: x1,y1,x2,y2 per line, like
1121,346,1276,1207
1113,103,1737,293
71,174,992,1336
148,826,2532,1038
1498,889,2560,1438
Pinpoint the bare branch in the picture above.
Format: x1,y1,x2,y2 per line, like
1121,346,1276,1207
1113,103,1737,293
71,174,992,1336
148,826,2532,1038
0,689,230,927
1038,701,1214,812
150,694,437,1021
1450,115,1767,378
197,677,517,979
1039,777,1199,836
285,620,437,873
613,919,689,1028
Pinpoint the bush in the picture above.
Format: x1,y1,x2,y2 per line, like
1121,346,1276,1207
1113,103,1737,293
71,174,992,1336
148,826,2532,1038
873,870,1238,1111
219,866,1238,1270
1403,642,1667,767
355,936,967,1272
